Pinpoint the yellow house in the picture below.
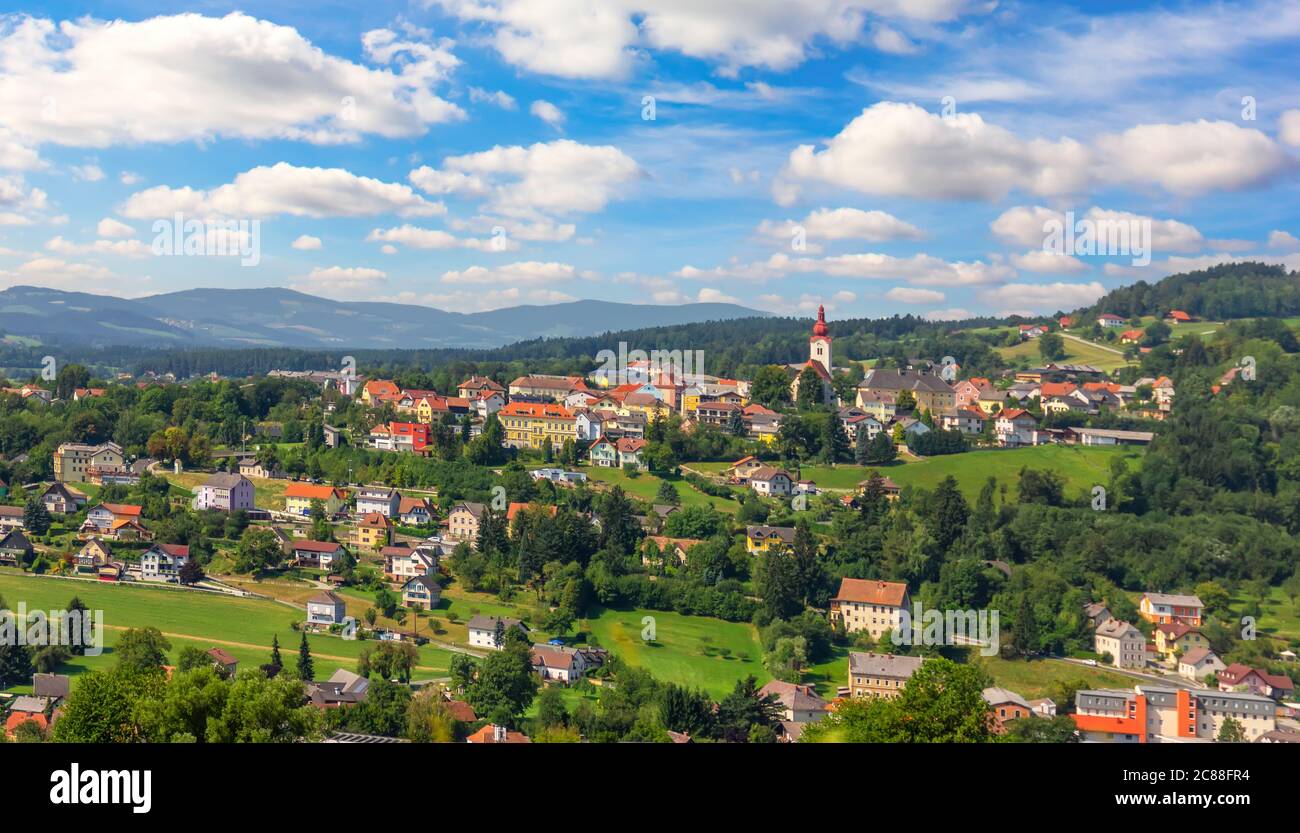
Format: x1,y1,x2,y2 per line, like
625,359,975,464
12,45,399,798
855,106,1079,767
353,512,392,550
283,483,349,517
1153,622,1208,660
54,441,124,483
498,402,578,450
361,379,400,405
745,525,796,555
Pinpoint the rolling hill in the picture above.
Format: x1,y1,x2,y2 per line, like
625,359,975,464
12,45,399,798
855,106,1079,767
0,286,766,349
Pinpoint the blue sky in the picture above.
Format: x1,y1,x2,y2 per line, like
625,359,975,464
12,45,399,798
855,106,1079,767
0,0,1297,320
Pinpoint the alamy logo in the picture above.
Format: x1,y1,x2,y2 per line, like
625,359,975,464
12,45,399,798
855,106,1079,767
0,605,104,656
50,764,151,814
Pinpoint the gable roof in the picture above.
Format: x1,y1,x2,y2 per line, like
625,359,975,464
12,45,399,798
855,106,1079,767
307,590,346,607
833,578,908,607
284,482,347,501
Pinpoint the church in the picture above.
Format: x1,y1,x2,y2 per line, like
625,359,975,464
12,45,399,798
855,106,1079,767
788,305,837,406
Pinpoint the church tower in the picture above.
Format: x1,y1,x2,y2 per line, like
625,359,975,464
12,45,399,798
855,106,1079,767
809,304,832,375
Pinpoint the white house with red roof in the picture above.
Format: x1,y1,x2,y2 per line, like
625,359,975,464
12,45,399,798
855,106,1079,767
141,542,191,582
994,409,1040,447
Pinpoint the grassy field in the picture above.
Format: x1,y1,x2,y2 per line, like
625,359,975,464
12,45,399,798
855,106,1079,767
1230,585,1300,648
583,607,765,698
582,465,742,514
695,444,1139,500
0,571,456,693
997,334,1132,373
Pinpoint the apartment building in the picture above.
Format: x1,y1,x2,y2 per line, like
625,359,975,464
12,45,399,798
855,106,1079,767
830,578,909,639
1073,686,1276,743
847,652,924,699
53,441,124,483
498,401,578,450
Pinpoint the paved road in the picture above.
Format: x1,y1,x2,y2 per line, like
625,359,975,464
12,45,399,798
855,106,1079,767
1060,333,1126,357
1050,655,1203,690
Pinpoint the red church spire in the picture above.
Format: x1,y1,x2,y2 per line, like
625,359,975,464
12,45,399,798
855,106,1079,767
812,304,829,338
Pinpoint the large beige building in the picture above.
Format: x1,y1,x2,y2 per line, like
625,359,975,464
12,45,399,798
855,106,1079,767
53,442,124,483
830,578,909,639
847,652,924,699
1094,619,1146,669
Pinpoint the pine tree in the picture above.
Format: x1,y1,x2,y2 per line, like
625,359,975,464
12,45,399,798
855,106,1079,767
297,631,314,681
23,499,51,536
270,634,282,669
854,423,871,465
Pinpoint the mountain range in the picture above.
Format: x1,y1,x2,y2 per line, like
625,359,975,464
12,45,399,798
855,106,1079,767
0,286,767,349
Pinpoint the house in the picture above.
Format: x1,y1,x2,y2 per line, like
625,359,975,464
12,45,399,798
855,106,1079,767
1097,313,1126,327
283,483,349,517
1178,647,1226,682
368,421,431,453
307,668,370,707
727,455,765,482
0,505,24,533
191,472,256,512
1139,592,1203,626
238,458,283,479
40,482,87,514
748,466,793,497
356,486,401,518
0,529,33,566
75,538,113,572
1073,686,1275,743
446,502,487,544
360,379,401,405
392,496,432,525
1095,619,1146,669
1029,698,1058,718
4,710,49,740
530,643,607,685
140,542,191,583
207,647,238,677
33,673,70,703
81,503,143,536
354,512,392,550
290,540,347,569
1083,602,1111,629
830,578,909,639
1165,309,1193,323
847,652,924,699
1019,323,1048,339
466,615,529,650
507,374,587,402
401,575,442,610
384,545,437,581
466,724,531,743
939,407,987,436
641,535,702,568
994,408,1040,447
53,441,124,483
615,437,647,470
1058,316,1074,330
1153,622,1208,662
745,525,796,555
983,687,1033,733
759,680,829,723
458,375,505,400
1219,664,1295,700
306,590,347,626
855,475,902,501
1119,328,1145,344
587,439,618,467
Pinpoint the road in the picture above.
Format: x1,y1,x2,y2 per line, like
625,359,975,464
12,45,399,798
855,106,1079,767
1049,655,1203,690
1060,333,1126,357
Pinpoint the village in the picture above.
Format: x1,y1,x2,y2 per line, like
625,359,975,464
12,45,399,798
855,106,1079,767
1,301,1297,746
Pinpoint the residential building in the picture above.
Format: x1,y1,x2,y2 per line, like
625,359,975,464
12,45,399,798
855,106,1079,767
238,458,283,479
508,374,587,402
80,503,143,536
847,652,924,699
466,615,529,650
191,473,255,512
1139,592,1203,626
466,724,531,743
759,680,829,723
983,687,1034,734
1153,622,1208,662
745,525,796,555
354,512,392,550
283,483,349,517
1073,686,1276,743
360,379,401,405
290,540,347,569
397,496,433,525
307,668,370,707
458,375,505,400
53,441,124,483
498,401,578,450
748,466,793,497
530,643,607,685
830,578,909,639
75,538,113,572
40,482,87,514
1179,648,1226,682
401,575,441,610
994,409,1040,447
1095,619,1146,669
368,421,431,453
939,407,987,436
356,486,401,518
0,505,23,532
588,439,618,467
384,545,437,581
1218,664,1295,700
1097,313,1126,327
614,437,647,470
0,529,32,566
446,502,486,544
856,369,955,415
207,648,238,678
306,590,347,626
140,542,191,582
